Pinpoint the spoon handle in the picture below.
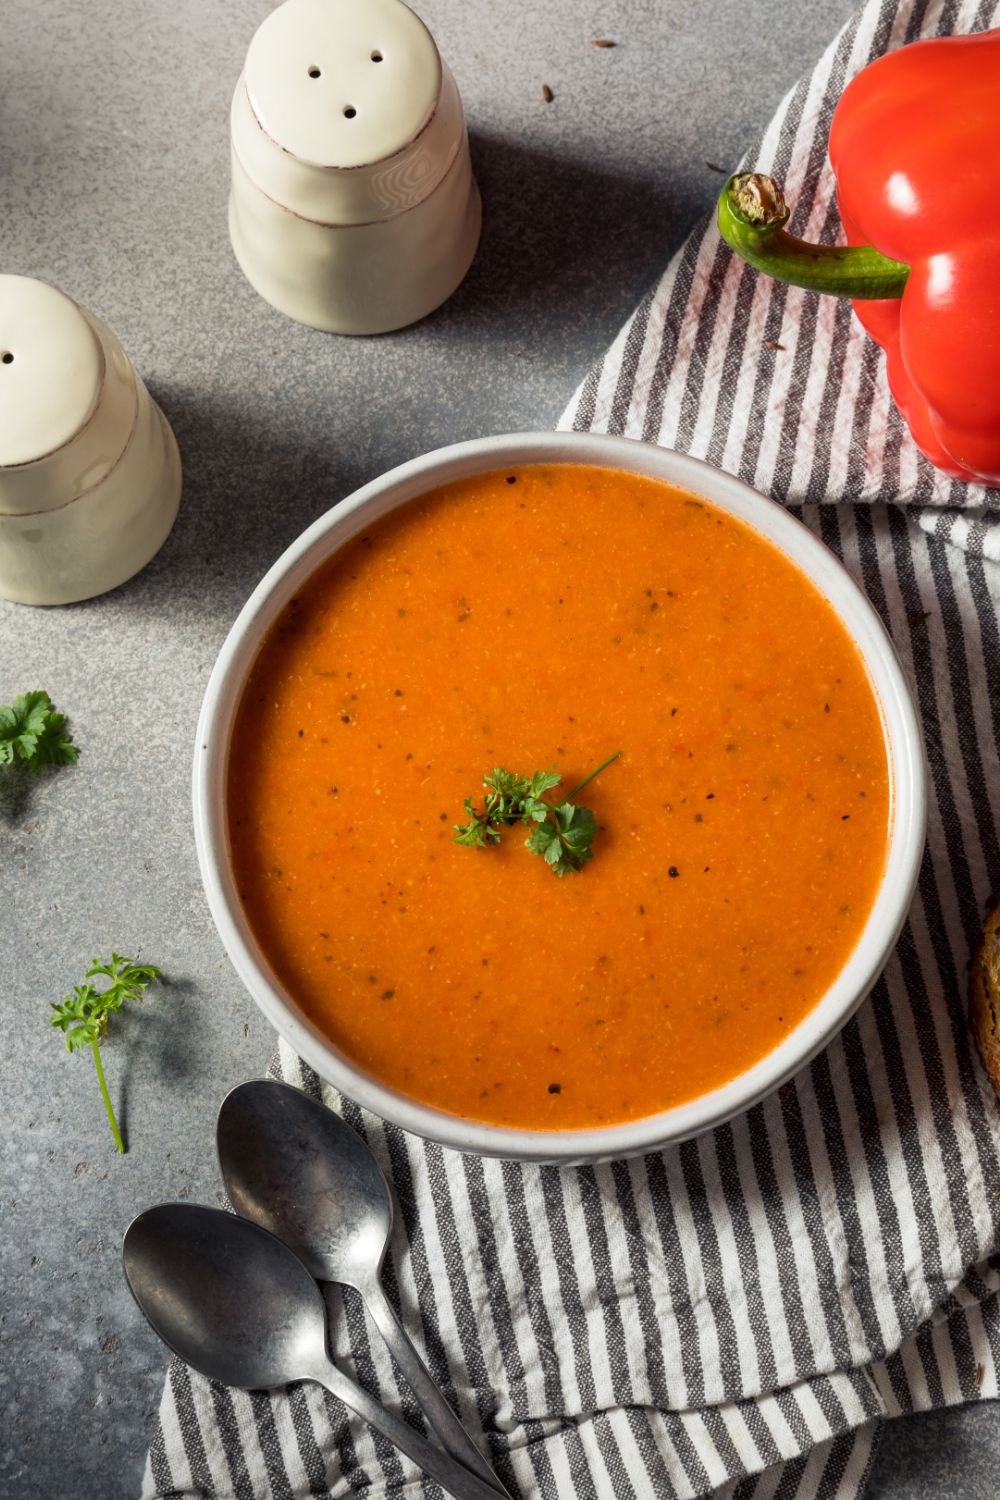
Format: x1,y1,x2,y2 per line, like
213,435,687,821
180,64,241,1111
312,1358,504,1500
364,1281,509,1496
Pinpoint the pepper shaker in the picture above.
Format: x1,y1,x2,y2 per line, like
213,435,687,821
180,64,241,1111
229,0,482,334
0,276,181,606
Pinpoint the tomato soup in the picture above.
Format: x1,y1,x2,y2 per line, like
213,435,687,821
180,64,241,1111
228,465,890,1129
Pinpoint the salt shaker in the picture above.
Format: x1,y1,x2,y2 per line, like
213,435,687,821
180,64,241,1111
229,0,482,334
0,276,181,606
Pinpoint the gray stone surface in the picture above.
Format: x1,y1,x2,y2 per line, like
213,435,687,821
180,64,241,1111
1,0,995,1496
867,1404,1000,1498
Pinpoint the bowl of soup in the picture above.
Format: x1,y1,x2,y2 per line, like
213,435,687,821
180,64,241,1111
194,433,926,1162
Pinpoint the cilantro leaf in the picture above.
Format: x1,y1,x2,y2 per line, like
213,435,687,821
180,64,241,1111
49,952,162,1152
453,766,561,846
455,752,619,877
453,795,500,847
0,691,77,770
525,802,598,876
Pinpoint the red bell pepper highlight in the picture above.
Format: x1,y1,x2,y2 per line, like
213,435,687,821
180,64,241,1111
716,29,1000,486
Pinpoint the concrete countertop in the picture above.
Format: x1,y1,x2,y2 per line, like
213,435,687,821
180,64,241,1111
1,1,995,1495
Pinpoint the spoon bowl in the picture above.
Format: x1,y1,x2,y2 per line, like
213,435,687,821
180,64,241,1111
123,1202,330,1389
218,1078,390,1287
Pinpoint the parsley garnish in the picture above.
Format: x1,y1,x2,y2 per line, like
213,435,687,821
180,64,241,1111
454,752,621,876
50,953,163,1153
0,691,76,770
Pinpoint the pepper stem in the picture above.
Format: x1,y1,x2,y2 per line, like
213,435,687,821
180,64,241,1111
717,173,909,300
91,1035,125,1153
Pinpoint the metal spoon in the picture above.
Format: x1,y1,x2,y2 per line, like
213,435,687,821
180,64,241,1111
123,1203,503,1500
217,1079,507,1496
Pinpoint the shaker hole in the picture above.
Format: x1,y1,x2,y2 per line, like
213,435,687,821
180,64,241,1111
370,50,383,61
1,352,13,365
307,65,321,78
343,105,357,118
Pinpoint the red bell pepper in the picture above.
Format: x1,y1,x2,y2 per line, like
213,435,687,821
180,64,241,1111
716,28,1000,486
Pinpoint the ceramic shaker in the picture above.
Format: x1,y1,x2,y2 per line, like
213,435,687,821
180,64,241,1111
229,0,482,334
0,276,181,606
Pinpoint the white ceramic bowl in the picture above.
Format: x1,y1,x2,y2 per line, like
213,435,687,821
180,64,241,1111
194,433,926,1163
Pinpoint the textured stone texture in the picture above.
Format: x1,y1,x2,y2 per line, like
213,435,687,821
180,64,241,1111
0,0,994,1495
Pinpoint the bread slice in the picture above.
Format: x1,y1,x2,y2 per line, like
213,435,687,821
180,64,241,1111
970,896,1000,1105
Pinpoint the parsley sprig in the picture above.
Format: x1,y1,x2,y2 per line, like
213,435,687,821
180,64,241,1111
454,752,621,876
50,953,162,1153
0,691,76,770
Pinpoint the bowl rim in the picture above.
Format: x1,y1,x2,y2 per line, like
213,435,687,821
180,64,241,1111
194,432,927,1163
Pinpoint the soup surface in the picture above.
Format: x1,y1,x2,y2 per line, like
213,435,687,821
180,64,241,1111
228,464,890,1129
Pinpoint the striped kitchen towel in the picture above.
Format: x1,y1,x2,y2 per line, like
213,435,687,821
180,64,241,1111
144,0,1000,1496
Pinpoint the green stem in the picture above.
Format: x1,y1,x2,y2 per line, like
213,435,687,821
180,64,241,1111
91,1036,124,1153
562,750,622,803
716,173,909,300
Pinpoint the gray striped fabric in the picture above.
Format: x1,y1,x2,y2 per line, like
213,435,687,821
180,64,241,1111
143,1,1000,1495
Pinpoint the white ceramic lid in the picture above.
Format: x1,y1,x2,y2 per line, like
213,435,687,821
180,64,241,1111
0,277,102,469
0,277,138,518
233,0,466,226
245,0,440,170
